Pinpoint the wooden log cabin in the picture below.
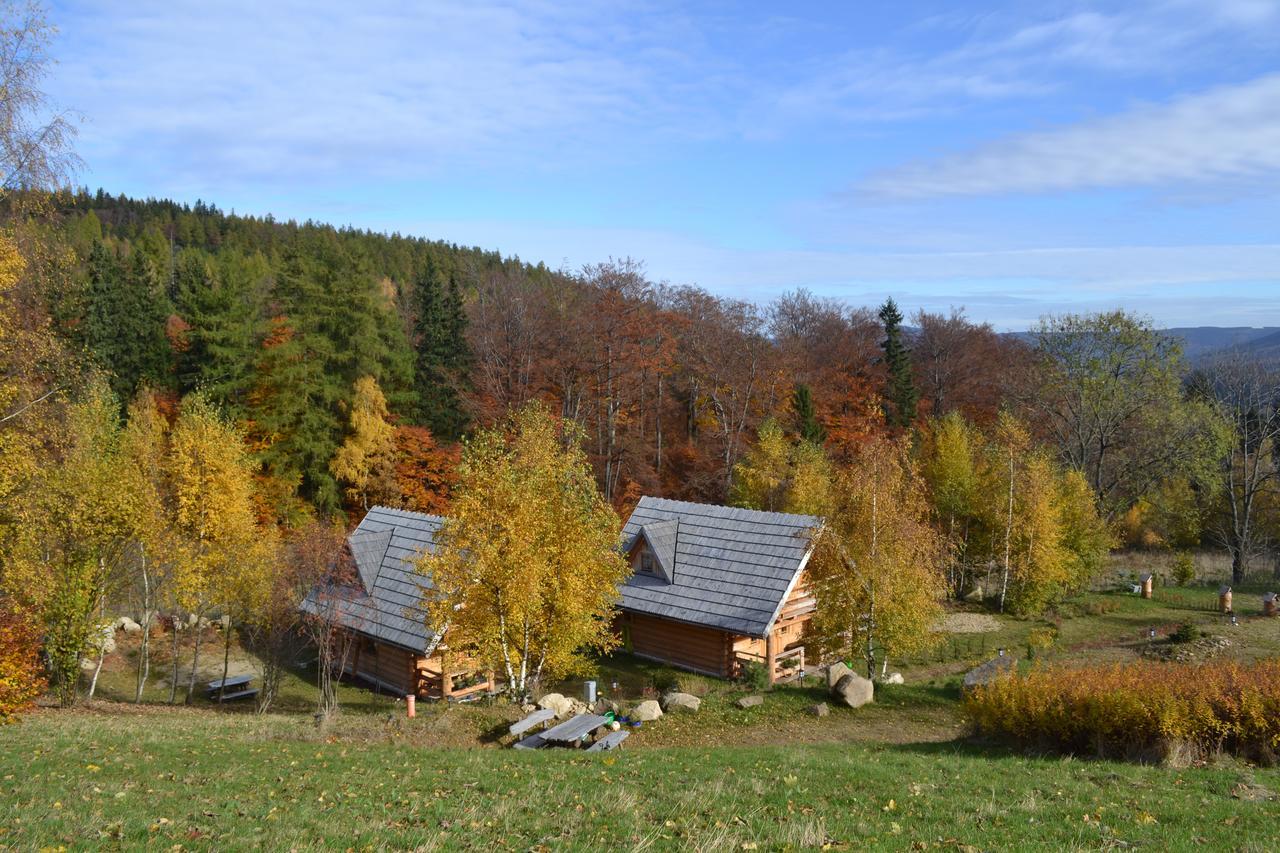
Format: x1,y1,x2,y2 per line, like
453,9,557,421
300,506,493,701
615,497,821,684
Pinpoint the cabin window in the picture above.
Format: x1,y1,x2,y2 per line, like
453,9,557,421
639,550,655,575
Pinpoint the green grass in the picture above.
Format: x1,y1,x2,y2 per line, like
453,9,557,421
2,708,1276,851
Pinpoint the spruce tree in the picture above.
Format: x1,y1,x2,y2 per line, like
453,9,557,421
792,383,826,445
878,297,919,429
412,251,471,440
82,242,171,402
174,250,257,414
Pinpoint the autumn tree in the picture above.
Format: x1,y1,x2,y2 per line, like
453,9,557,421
330,375,398,511
921,412,982,598
0,597,43,720
1027,311,1229,520
731,418,832,516
392,424,456,514
166,394,266,702
808,437,946,678
1194,353,1280,584
420,403,628,700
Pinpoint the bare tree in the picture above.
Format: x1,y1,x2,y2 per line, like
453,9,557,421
296,525,357,720
1196,353,1280,585
0,2,81,192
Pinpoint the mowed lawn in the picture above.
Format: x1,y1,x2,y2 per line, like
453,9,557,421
2,707,1277,851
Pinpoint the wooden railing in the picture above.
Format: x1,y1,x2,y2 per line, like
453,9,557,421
772,646,805,683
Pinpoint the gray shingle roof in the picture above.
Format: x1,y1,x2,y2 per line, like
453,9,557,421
300,506,444,653
618,497,821,637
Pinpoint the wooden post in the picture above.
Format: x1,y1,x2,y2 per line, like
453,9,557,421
1141,574,1153,599
406,694,416,718
1219,585,1233,614
764,630,776,685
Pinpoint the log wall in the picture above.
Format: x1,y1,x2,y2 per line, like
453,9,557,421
619,611,734,677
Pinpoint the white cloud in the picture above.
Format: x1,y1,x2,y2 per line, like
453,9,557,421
51,0,718,188
859,73,1280,199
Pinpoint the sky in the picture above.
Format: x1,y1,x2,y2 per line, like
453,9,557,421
45,0,1280,329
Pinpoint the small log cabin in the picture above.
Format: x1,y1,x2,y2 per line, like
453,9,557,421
300,506,492,701
615,497,821,684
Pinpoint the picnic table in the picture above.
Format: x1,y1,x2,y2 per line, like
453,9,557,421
585,730,629,752
206,675,258,702
540,713,608,747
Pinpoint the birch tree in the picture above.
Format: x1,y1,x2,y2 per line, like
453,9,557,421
807,437,947,679
420,403,628,700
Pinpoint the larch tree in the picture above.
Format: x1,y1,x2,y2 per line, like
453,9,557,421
419,403,629,700
330,375,398,510
807,437,946,678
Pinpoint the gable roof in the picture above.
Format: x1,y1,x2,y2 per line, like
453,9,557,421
300,506,444,653
618,497,820,637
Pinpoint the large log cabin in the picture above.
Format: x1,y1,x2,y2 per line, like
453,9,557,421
300,506,493,701
615,497,821,684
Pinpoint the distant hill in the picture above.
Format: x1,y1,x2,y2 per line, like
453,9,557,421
1164,327,1280,362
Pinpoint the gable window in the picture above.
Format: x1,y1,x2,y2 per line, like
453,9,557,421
639,550,656,575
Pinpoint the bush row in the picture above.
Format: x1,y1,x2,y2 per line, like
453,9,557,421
965,660,1280,763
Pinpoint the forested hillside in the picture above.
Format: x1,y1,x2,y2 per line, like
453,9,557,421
18,190,1032,521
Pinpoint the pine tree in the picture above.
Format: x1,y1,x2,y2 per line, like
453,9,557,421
792,383,825,445
878,298,918,429
413,252,471,439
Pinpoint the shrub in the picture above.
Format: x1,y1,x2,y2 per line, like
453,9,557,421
1026,627,1058,660
738,661,770,691
0,601,46,722
1170,623,1200,644
1172,551,1196,587
965,661,1280,763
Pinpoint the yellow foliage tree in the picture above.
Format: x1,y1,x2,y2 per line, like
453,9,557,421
808,437,947,678
420,403,629,699
167,394,271,702
330,375,398,510
731,418,833,516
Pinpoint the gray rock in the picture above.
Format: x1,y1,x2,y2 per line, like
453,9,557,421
520,703,537,714
631,699,663,722
807,702,829,717
661,691,701,713
826,662,853,690
877,671,905,686
962,656,1017,692
832,673,874,709
735,695,764,709
536,692,574,718
114,616,142,633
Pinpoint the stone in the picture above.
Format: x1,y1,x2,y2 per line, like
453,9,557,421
114,616,142,633
661,691,701,713
962,656,1017,693
807,702,829,717
826,661,853,690
877,671,904,685
520,703,537,714
630,699,663,722
536,693,574,718
216,614,231,629
593,699,620,715
735,695,764,709
832,673,874,709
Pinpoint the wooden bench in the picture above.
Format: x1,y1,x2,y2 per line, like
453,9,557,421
585,730,629,752
513,732,547,750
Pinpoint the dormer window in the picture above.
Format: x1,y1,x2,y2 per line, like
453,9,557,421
639,550,656,575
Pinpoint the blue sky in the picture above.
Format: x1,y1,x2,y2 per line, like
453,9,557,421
47,0,1280,329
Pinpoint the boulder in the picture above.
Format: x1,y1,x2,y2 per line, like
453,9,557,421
520,703,537,714
661,692,701,713
807,702,829,717
832,673,874,709
536,692,574,718
877,671,905,686
630,699,663,722
114,616,142,633
593,699,620,715
735,695,764,709
962,656,1016,693
826,662,853,690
